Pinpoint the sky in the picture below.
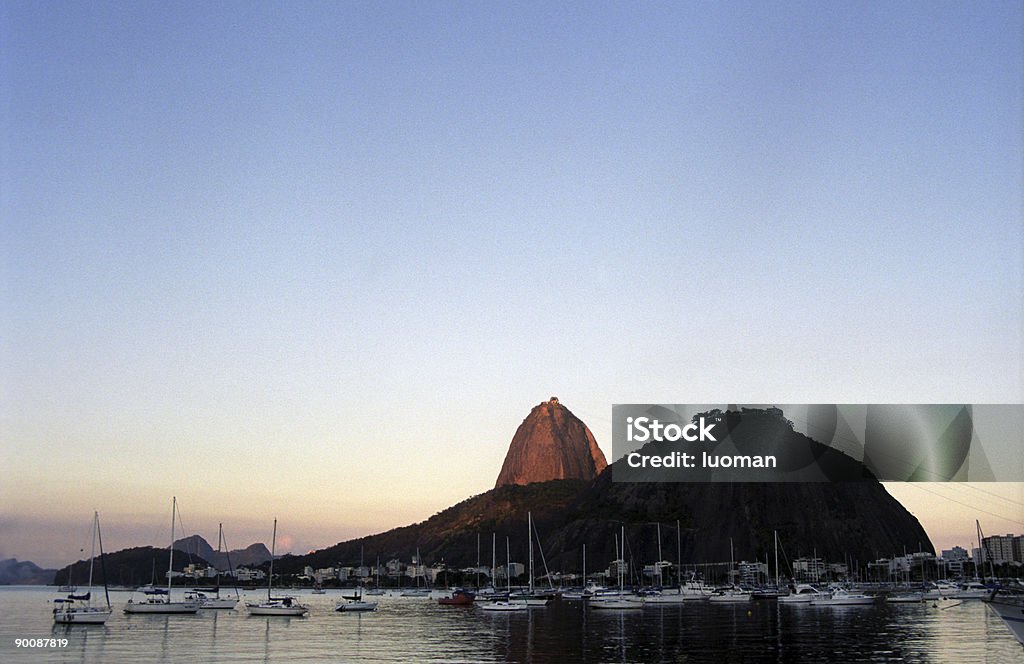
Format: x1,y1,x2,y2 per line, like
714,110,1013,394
1,1,1022,568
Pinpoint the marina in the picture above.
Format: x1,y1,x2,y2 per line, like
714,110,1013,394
2,585,1021,662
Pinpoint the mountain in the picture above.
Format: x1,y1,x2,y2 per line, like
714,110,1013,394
53,538,272,587
279,405,932,578
495,397,608,487
0,558,56,585
172,535,271,569
53,546,212,587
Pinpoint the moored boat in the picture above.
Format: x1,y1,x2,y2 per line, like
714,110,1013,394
124,498,199,615
246,519,308,617
708,586,753,603
809,588,874,606
985,587,1024,646
438,589,475,606
778,584,823,604
53,512,113,625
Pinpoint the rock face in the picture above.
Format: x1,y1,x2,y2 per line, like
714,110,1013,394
495,397,608,488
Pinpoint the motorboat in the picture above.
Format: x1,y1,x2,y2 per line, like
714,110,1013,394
951,581,990,599
809,588,874,606
778,584,823,604
438,589,475,606
708,586,753,603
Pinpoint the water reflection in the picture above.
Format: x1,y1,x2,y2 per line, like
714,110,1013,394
1,588,1022,663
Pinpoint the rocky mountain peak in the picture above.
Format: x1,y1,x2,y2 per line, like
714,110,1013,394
495,397,608,488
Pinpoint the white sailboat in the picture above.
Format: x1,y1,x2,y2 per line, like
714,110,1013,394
246,519,308,616
644,521,692,604
186,523,239,609
481,536,527,612
508,512,552,606
53,511,113,624
335,587,378,612
124,497,199,614
708,539,752,603
591,526,643,610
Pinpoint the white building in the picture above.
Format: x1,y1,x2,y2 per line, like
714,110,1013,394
235,567,266,582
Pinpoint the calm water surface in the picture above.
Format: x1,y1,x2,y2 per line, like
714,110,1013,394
0,587,1021,663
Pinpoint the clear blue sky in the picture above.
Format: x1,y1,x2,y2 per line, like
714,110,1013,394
2,1,1021,567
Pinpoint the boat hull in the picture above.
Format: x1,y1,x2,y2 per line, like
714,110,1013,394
335,601,378,612
480,601,528,611
53,608,112,624
246,603,309,616
124,601,200,614
986,598,1024,646
591,598,644,609
643,594,688,605
709,594,752,603
197,598,239,609
810,597,874,606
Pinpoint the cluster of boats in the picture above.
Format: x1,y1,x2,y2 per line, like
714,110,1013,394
53,502,383,623
51,504,1024,647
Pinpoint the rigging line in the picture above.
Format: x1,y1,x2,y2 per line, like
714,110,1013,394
924,482,1024,515
955,483,1024,508
903,483,1024,527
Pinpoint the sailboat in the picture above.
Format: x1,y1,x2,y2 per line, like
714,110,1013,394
186,523,239,609
246,519,309,616
481,536,527,611
53,511,113,624
591,526,643,609
708,538,752,603
124,497,200,614
645,521,690,604
335,586,378,612
508,512,551,606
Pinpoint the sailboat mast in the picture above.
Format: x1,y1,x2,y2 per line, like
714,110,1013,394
476,533,481,590
216,523,223,598
582,543,586,586
168,497,176,597
268,519,277,601
96,512,111,609
505,536,511,593
656,522,662,587
774,531,779,587
528,512,534,594
87,510,97,591
729,537,734,587
492,533,496,586
677,519,681,588
620,525,626,591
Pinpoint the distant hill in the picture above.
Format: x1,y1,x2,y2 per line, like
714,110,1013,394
172,535,271,568
277,406,932,578
53,537,272,587
0,558,56,585
54,546,213,588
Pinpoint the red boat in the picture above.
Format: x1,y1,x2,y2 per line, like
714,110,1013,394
438,589,475,606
